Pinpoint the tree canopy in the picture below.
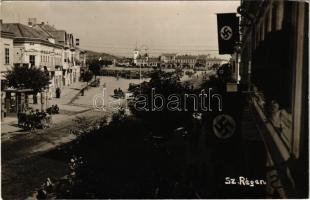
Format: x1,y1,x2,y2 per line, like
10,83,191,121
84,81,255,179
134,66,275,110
81,70,94,83
129,69,194,136
88,59,101,77
87,59,113,77
5,64,50,93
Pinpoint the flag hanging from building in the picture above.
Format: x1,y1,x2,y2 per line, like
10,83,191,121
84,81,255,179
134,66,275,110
217,13,239,54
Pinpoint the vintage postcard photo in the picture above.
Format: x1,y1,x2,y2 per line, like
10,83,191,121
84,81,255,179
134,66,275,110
0,0,308,199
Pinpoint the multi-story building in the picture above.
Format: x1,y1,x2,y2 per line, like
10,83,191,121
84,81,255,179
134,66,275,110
136,53,149,67
176,54,227,69
147,57,160,68
159,53,177,68
32,19,83,86
0,20,14,80
1,18,85,120
2,22,64,98
116,57,131,67
175,55,197,68
239,0,308,198
195,55,209,68
1,20,15,119
205,57,227,69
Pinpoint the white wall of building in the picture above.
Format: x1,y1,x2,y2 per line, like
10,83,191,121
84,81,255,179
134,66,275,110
0,37,14,73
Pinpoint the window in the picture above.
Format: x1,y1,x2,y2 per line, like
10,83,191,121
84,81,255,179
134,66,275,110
29,55,35,67
5,48,10,64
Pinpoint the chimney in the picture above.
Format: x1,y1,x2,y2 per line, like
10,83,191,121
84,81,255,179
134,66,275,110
28,18,37,26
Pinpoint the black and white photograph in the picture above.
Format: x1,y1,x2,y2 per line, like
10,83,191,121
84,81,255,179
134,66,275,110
0,0,308,199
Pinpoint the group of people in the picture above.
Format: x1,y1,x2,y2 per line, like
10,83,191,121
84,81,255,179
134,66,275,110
113,88,125,98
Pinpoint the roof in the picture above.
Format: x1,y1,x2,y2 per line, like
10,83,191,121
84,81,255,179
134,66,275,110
207,57,227,61
49,30,66,44
161,53,177,57
1,21,15,38
197,55,210,59
1,30,15,39
148,57,160,62
2,23,63,48
33,24,67,45
175,55,197,59
32,24,55,39
35,23,57,32
2,23,49,40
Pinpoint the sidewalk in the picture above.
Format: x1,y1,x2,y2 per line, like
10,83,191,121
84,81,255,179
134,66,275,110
1,81,88,135
50,81,87,105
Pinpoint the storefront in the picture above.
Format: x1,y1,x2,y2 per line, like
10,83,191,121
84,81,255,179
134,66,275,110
1,88,33,119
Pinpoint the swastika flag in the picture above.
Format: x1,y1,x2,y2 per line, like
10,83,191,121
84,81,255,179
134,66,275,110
217,13,239,54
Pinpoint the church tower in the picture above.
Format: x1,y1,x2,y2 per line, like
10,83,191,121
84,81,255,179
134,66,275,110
133,42,139,65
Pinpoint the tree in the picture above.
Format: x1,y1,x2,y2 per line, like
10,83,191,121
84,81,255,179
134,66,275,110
81,70,94,84
174,68,183,79
129,69,194,136
5,64,50,93
88,59,101,79
5,64,50,103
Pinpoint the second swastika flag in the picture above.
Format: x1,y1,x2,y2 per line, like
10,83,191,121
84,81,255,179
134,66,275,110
217,13,239,54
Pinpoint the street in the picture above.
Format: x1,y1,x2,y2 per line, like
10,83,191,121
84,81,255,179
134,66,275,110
1,72,206,199
1,1,308,198
1,79,113,199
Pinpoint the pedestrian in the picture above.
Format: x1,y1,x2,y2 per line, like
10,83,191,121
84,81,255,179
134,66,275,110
56,87,61,98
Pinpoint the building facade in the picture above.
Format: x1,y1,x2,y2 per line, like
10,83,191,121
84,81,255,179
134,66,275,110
133,48,140,65
175,55,197,68
239,0,308,198
134,51,227,69
1,18,85,118
0,20,14,78
136,53,149,67
33,21,82,87
205,57,227,69
147,57,160,67
1,21,15,119
2,22,65,98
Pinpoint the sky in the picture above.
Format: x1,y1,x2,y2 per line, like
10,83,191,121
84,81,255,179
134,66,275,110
1,1,239,58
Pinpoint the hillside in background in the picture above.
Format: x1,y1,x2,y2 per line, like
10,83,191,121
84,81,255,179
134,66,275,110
85,50,119,61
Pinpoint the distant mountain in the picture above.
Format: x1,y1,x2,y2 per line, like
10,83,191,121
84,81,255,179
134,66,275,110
85,50,119,60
